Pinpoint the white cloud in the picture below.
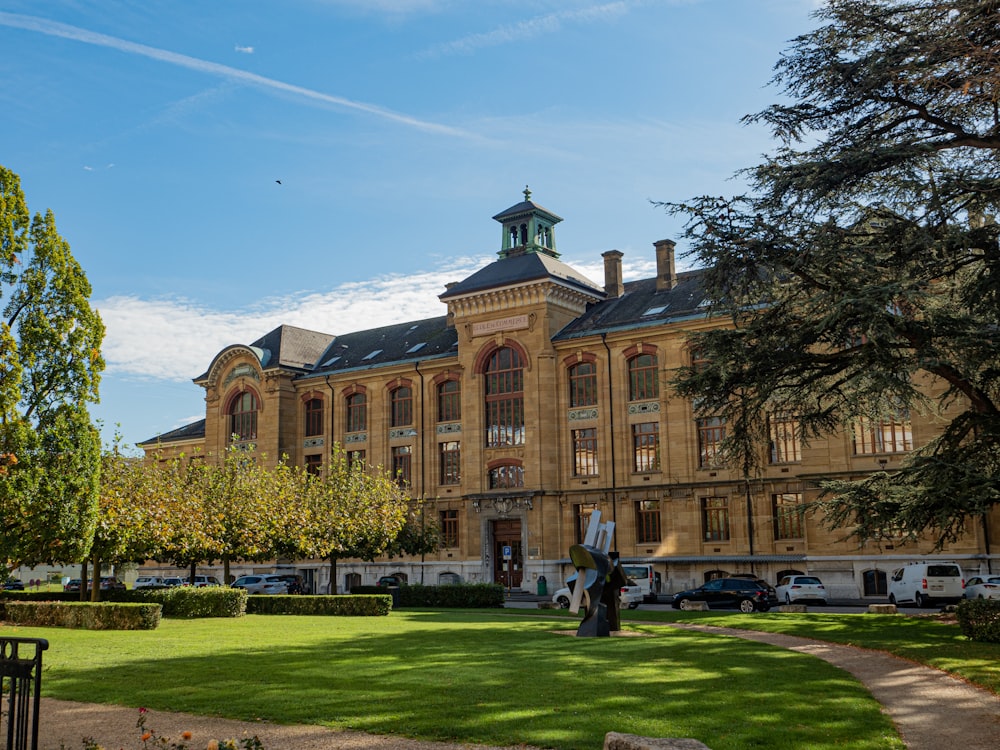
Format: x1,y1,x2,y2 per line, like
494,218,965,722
95,255,654,383
234,45,254,54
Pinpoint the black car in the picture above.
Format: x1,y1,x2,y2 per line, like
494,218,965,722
274,573,307,594
2,579,24,590
671,577,779,612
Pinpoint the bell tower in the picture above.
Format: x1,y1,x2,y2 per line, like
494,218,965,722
492,186,563,259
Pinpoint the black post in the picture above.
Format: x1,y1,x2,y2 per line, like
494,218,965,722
1,636,49,750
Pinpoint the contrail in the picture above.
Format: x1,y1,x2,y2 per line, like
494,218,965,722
0,12,477,139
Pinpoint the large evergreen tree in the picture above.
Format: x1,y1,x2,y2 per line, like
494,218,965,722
0,165,105,568
665,0,1000,547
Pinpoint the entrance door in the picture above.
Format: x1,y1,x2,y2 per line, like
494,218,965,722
492,519,523,589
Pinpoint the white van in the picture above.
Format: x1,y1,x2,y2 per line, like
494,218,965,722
620,564,661,603
887,562,965,607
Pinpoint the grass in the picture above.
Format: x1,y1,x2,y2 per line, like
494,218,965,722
3,610,909,750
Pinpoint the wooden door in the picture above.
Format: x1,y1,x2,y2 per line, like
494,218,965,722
492,519,523,589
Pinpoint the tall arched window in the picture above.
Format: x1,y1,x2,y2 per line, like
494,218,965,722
628,353,659,401
484,347,524,447
568,362,597,407
391,386,413,427
304,398,324,437
346,392,367,433
229,390,258,443
489,462,524,489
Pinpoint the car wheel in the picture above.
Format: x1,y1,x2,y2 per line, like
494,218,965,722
628,602,640,610
556,595,570,609
677,598,692,610
915,592,927,608
888,594,897,605
739,598,758,613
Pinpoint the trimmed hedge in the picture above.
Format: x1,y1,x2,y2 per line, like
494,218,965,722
351,582,505,608
131,587,247,618
245,594,391,616
956,598,1000,642
5,601,161,630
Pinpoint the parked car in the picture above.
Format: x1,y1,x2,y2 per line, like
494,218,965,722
2,579,25,590
231,574,288,595
619,563,661,603
161,577,185,587
273,573,307,594
133,576,165,589
888,562,965,607
98,576,126,591
63,579,83,592
963,576,1000,600
775,575,827,605
377,575,403,588
190,575,222,587
671,578,778,612
551,584,642,610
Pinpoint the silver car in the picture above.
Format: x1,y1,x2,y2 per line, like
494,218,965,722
776,575,827,605
231,574,288,595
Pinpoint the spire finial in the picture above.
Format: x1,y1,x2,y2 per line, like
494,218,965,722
523,185,531,201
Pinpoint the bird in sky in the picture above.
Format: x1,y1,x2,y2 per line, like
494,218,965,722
275,179,282,184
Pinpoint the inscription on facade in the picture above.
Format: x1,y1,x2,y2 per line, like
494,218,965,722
627,401,661,415
568,408,599,422
223,363,260,388
472,314,530,337
389,428,418,439
303,438,325,448
344,432,367,444
436,423,462,435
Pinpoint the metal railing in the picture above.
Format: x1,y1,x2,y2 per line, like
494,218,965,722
0,637,49,750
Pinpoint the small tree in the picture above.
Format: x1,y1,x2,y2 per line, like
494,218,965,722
0,165,105,570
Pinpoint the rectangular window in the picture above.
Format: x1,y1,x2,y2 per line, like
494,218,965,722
437,380,461,422
391,446,412,487
569,363,598,407
485,398,524,447
572,428,598,476
305,399,324,437
768,412,801,463
391,387,413,427
635,500,661,544
773,493,804,540
304,454,322,476
346,395,366,433
574,503,598,544
697,417,726,468
701,496,730,541
628,354,659,401
347,449,366,470
439,441,461,485
440,509,459,548
853,411,913,454
632,422,660,472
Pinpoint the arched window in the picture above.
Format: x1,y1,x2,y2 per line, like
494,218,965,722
489,462,524,489
863,569,887,597
484,347,524,447
228,390,258,443
568,362,597,407
304,398,324,437
391,386,413,427
628,353,659,401
437,379,461,422
346,392,367,433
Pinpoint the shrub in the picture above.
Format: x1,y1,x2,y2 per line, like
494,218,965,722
397,583,505,608
5,601,160,630
955,598,1000,642
132,587,247,618
245,594,390,616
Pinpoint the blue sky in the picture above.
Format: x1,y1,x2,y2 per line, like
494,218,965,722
1,0,818,450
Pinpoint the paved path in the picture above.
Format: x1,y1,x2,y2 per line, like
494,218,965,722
665,622,1000,750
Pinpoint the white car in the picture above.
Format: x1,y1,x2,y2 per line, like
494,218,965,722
231,574,288,595
963,576,1000,600
775,575,827,605
133,576,165,589
551,584,641,610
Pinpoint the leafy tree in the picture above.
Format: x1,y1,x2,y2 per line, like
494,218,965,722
665,0,1000,548
0,165,105,569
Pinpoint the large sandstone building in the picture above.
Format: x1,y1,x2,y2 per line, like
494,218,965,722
141,190,999,598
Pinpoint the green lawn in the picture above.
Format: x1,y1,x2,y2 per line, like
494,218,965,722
4,610,910,750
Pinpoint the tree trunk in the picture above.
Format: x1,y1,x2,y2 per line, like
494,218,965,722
329,556,338,594
79,560,88,602
223,554,231,585
90,549,100,602
189,561,197,585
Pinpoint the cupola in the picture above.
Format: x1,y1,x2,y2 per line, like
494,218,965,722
492,186,563,259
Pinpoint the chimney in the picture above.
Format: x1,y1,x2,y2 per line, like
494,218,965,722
654,239,677,291
602,250,624,299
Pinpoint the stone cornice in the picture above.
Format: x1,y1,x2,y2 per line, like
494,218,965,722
445,280,599,322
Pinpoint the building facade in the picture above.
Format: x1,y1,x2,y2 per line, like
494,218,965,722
141,190,999,597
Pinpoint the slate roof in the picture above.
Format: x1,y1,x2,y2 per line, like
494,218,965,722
439,251,604,300
309,315,458,376
138,418,206,447
250,325,337,371
554,269,710,340
492,198,563,223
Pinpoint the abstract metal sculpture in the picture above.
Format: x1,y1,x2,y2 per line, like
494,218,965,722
566,510,625,637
